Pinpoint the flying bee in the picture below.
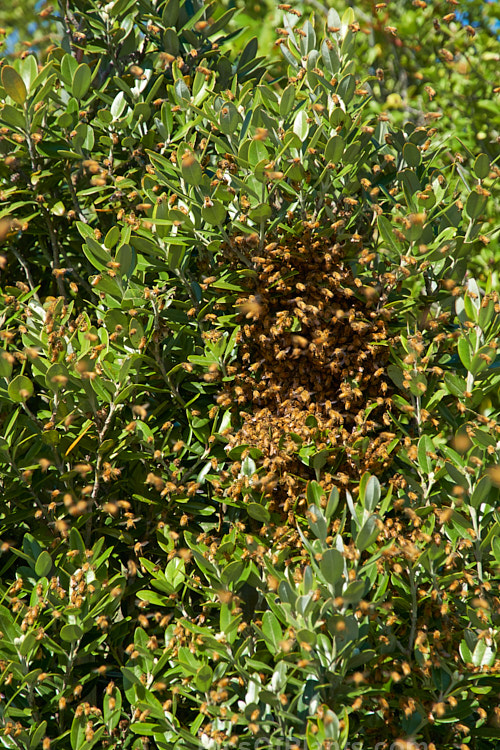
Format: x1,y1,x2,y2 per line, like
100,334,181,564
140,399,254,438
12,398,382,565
242,301,264,320
291,335,308,349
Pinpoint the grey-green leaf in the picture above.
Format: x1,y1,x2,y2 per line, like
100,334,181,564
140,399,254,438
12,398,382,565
72,63,91,100
35,550,52,578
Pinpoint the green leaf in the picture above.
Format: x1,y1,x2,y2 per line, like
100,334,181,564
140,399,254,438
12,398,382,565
35,550,52,578
307,504,327,543
61,623,84,642
248,139,268,167
459,638,472,664
2,65,27,104
465,189,487,220
103,687,122,732
417,434,434,474
248,203,272,221
195,664,213,692
8,374,34,402
19,631,37,657
30,720,47,749
0,352,13,378
201,200,226,225
403,142,421,167
279,84,295,118
325,486,340,519
444,372,466,398
162,0,179,26
71,713,85,750
247,502,270,523
337,74,355,104
83,236,112,271
129,722,159,736
325,134,344,163
0,103,25,129
241,455,256,477
116,243,136,278
221,560,244,586
470,475,492,508
321,38,340,76
219,101,240,134
457,337,473,371
306,480,324,506
136,590,168,606
72,64,92,100
174,77,191,104
204,8,237,37
400,168,421,207
342,579,365,604
474,153,490,180
293,109,308,141
472,639,496,668
129,318,144,349
179,148,202,185
356,515,379,552
46,363,69,392
320,548,344,586
69,527,86,557
262,611,282,652
378,215,400,253
104,225,120,249
362,475,380,512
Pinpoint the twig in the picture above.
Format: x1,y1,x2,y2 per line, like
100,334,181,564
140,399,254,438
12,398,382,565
85,402,118,545
65,168,88,223
41,206,66,300
408,565,418,654
11,249,40,301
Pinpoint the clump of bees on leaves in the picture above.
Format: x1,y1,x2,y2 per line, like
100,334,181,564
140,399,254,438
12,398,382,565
216,220,398,515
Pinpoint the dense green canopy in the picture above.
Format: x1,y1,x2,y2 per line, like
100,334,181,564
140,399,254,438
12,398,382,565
0,2,499,749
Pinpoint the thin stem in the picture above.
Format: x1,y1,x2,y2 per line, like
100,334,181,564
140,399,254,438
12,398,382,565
58,639,80,731
41,206,66,299
86,401,118,545
153,341,187,408
408,565,418,654
469,506,483,582
65,168,88,223
11,249,39,301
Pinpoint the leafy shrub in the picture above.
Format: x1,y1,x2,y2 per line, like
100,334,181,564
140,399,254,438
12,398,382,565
0,1,499,749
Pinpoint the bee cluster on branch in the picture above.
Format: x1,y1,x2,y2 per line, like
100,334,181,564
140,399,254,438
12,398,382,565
218,220,399,514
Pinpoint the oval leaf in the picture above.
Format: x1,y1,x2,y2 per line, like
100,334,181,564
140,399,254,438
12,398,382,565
35,550,52,578
8,374,34,402
470,475,492,509
195,664,213,692
417,434,434,475
1,65,27,104
403,141,421,167
247,502,270,523
60,623,84,642
320,548,344,585
180,149,202,185
201,200,226,226
293,109,308,141
262,611,282,652
474,153,489,180
465,189,486,220
72,63,91,100
307,504,327,543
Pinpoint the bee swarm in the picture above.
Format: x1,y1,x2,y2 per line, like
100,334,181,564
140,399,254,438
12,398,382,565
221,223,398,514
